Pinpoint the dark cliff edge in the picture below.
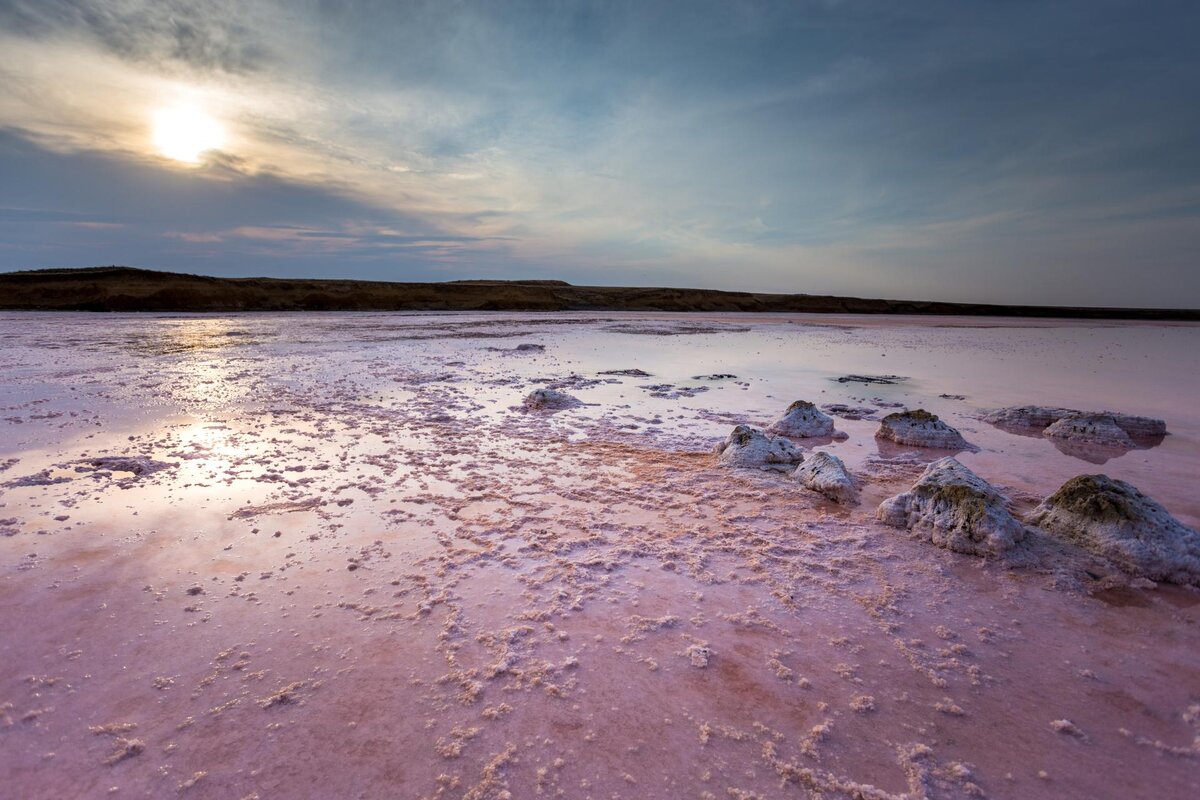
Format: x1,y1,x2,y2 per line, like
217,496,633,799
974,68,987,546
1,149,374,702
1,266,1196,320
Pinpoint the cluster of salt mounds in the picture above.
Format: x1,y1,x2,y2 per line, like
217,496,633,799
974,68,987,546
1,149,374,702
766,400,845,439
1031,475,1200,585
792,451,857,504
985,405,1166,440
986,406,1168,463
713,425,803,471
523,388,581,410
876,409,973,450
877,457,1026,556
535,390,1193,582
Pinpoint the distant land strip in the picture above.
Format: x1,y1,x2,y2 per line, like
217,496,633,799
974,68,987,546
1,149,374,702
1,266,1196,320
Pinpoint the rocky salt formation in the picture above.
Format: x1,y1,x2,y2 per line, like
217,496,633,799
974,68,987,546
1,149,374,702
986,406,1168,463
877,457,1026,556
822,403,877,420
522,388,580,410
984,405,1167,439
1043,414,1135,448
79,456,177,477
713,425,804,471
640,383,709,399
1105,414,1168,439
766,400,843,439
598,368,652,377
792,451,857,504
983,405,1077,431
1030,475,1200,585
876,410,972,450
836,374,905,385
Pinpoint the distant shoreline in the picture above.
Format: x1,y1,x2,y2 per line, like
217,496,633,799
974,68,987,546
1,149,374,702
2,266,1197,320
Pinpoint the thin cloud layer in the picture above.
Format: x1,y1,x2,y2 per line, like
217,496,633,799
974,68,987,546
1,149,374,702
0,0,1197,305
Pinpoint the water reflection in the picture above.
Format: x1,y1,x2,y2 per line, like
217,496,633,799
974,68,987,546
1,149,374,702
124,317,261,356
1047,433,1167,464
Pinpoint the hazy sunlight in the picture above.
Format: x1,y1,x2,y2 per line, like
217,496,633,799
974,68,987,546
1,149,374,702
152,105,224,163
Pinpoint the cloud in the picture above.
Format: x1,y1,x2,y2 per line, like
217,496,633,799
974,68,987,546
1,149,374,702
0,128,516,278
0,0,271,74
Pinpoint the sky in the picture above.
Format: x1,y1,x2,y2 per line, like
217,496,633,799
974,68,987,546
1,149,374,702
0,1,1197,307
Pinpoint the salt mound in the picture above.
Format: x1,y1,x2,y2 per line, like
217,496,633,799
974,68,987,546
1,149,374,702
522,388,580,410
713,425,804,471
767,401,840,439
877,457,1026,556
983,405,1076,431
876,410,972,450
1029,475,1200,585
984,406,1166,438
1043,415,1134,448
792,451,857,504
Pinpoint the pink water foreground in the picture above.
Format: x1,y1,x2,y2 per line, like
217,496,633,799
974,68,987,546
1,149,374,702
1,311,1197,799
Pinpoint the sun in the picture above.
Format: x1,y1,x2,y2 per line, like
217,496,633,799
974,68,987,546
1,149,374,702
152,106,225,163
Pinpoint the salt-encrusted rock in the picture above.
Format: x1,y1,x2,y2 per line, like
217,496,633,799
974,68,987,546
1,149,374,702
684,643,712,668
522,388,580,410
985,407,1168,461
983,405,1077,431
1043,415,1135,448
598,368,652,377
767,401,837,438
877,457,1025,555
1107,413,1168,439
984,405,1166,439
836,374,905,385
1029,475,1200,585
713,425,804,471
793,451,857,504
876,410,971,450
822,403,877,420
81,456,176,477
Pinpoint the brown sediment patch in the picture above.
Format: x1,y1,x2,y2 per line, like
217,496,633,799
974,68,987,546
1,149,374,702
1092,586,1154,608
229,498,326,519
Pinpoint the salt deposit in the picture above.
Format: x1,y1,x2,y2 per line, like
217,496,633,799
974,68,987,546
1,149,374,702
876,409,974,450
792,451,858,504
766,400,841,438
522,387,580,410
877,457,1027,556
713,424,805,470
1031,475,1200,585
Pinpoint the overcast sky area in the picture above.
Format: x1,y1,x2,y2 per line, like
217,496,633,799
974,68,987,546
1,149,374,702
0,0,1197,306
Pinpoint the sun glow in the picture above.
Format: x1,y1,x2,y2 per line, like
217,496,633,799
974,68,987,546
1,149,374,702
152,106,224,163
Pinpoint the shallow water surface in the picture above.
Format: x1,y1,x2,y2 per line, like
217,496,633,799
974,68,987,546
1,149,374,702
1,311,1197,799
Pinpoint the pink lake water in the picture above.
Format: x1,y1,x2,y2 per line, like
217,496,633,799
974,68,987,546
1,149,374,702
1,311,1198,799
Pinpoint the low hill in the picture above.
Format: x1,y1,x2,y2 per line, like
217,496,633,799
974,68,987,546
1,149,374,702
0,266,1195,319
